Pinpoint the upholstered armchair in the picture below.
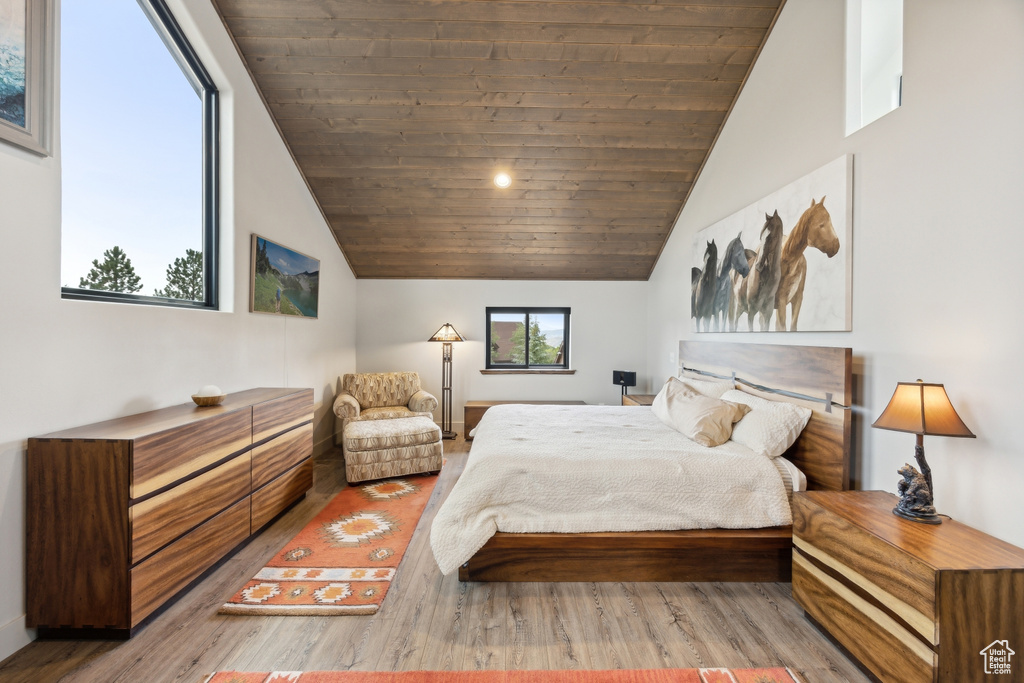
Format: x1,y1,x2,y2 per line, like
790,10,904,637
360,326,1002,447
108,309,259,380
333,372,443,483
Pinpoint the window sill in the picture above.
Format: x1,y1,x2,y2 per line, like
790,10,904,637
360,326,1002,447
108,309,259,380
480,369,576,375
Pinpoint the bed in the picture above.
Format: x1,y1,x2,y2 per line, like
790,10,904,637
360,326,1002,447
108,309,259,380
439,341,852,583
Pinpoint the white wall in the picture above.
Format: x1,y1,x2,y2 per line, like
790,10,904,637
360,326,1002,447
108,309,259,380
0,0,357,660
356,280,649,431
648,0,1024,547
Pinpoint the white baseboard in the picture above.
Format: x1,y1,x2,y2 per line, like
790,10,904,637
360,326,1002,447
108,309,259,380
0,614,34,666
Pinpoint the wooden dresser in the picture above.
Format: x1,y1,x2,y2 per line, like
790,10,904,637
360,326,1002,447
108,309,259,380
26,387,314,636
792,490,1024,683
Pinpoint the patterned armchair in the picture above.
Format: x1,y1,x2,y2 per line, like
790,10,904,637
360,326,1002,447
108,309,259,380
332,372,442,483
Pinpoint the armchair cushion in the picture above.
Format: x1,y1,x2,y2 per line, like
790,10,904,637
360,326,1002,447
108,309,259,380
353,406,429,422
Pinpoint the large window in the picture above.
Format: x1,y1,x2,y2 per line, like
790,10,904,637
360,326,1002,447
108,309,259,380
60,0,218,308
486,307,570,370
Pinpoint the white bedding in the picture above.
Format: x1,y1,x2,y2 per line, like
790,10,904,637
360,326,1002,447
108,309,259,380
430,404,793,575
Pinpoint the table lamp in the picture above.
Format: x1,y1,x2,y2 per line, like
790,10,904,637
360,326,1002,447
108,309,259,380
428,323,464,439
872,380,975,524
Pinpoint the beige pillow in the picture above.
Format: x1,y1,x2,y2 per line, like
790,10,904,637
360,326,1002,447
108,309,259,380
652,378,751,447
721,389,813,458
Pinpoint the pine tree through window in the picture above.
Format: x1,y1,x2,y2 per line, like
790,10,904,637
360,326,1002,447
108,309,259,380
485,307,570,370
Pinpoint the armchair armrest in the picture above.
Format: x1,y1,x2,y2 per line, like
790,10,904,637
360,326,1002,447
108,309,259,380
408,389,438,413
333,392,361,420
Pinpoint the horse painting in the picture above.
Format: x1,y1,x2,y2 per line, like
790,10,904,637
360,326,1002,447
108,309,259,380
775,197,840,331
690,156,850,334
692,240,718,331
741,211,783,332
710,233,749,331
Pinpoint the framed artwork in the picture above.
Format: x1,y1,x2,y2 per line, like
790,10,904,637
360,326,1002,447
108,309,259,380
250,235,320,319
691,155,853,333
0,0,53,155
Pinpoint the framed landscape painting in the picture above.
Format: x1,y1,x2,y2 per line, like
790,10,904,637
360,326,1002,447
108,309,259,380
690,155,853,333
250,235,320,319
0,0,53,155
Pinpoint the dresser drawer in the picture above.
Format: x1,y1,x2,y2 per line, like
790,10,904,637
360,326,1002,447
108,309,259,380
794,551,936,683
130,409,251,499
792,493,937,642
251,422,313,490
130,453,251,565
130,497,250,627
251,458,313,531
253,389,312,443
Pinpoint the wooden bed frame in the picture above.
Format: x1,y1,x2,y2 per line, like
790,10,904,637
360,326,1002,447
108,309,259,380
458,341,853,583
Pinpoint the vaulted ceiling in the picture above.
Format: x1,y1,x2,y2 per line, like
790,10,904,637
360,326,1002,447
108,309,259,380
212,0,785,280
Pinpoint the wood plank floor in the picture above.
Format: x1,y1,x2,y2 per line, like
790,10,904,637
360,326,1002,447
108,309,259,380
0,437,870,683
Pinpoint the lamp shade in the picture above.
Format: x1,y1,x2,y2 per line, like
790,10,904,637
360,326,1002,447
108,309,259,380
428,323,465,343
872,380,976,438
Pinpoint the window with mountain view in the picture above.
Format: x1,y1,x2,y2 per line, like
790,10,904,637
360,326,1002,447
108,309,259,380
486,307,570,370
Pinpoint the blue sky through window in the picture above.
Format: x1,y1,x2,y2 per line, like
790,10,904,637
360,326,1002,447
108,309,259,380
60,0,202,294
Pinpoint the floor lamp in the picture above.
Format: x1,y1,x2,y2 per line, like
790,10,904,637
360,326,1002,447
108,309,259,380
428,323,464,440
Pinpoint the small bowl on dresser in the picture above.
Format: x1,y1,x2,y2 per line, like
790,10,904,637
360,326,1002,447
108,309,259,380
192,393,226,407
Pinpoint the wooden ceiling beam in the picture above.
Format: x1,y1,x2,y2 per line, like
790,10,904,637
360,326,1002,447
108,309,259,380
222,18,769,47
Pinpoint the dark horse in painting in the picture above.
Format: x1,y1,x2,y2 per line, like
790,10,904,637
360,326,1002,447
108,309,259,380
710,233,749,332
692,240,718,331
775,197,840,331
735,210,783,332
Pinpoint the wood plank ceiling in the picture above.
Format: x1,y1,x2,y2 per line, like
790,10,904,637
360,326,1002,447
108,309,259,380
212,0,785,280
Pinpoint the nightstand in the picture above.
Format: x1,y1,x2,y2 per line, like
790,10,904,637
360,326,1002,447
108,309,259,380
621,394,655,406
792,490,1024,683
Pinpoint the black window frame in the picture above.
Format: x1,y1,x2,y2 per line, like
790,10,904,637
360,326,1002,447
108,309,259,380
60,0,219,310
485,307,571,370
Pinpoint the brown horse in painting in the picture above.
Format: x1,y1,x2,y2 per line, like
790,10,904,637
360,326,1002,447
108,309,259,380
737,210,783,332
775,197,840,331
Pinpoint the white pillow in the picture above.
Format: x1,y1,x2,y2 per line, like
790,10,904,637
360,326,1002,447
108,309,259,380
721,389,813,458
652,378,750,447
676,376,734,399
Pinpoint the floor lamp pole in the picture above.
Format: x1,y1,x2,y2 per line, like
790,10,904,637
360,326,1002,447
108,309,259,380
440,341,455,439
428,323,464,441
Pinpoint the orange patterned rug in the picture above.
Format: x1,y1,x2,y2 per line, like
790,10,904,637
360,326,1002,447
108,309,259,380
220,473,438,615
204,670,803,683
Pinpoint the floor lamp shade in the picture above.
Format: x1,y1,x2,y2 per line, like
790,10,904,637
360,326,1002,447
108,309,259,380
428,323,464,439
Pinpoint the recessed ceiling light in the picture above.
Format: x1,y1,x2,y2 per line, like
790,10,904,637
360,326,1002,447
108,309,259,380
493,172,511,189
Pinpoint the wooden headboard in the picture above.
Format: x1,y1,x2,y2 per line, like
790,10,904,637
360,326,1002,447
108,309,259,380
678,341,853,492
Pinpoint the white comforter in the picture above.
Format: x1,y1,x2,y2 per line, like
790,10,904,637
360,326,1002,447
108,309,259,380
430,404,792,575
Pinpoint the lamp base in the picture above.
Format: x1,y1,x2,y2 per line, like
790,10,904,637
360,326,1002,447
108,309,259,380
441,430,458,440
894,460,941,524
892,506,942,525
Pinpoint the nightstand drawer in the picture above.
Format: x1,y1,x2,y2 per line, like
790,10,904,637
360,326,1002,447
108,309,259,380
793,551,936,683
792,493,937,639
